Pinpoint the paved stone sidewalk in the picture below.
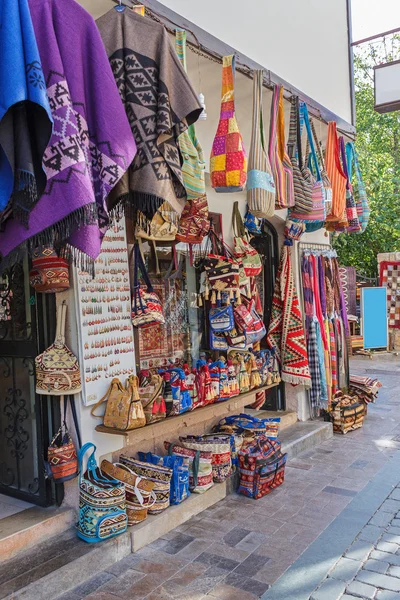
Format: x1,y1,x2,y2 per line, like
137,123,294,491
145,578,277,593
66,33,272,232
311,486,400,600
58,357,400,600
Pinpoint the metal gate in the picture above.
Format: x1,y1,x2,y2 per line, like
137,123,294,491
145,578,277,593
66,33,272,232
0,259,59,506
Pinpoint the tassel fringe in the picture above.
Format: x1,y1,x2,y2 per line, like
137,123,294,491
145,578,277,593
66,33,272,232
12,170,39,229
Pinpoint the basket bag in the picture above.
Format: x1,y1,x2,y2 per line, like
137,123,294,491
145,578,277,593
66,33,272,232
138,452,190,505
119,455,172,514
232,202,262,277
29,245,70,293
132,244,165,328
165,442,214,494
101,460,156,526
138,371,166,424
35,301,81,396
268,84,294,209
247,69,276,217
180,434,232,483
90,376,146,431
77,443,127,543
238,436,287,499
210,55,247,192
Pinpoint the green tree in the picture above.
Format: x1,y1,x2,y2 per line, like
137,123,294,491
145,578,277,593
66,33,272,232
333,39,400,277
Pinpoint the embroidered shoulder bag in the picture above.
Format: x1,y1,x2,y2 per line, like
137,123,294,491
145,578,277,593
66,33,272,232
77,443,127,543
35,301,82,396
131,244,165,328
210,55,247,192
247,69,275,217
346,142,370,234
268,84,294,209
232,202,262,277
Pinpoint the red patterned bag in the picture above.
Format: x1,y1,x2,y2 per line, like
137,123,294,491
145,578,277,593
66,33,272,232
29,244,70,293
238,436,287,499
132,244,165,328
176,195,210,244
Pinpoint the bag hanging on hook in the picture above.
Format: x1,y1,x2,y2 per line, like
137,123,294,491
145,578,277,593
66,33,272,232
210,55,247,193
268,85,294,209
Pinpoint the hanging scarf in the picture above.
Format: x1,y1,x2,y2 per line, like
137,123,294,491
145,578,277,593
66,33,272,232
267,241,311,387
318,255,327,318
0,0,136,273
328,317,338,397
0,0,53,226
332,256,350,336
97,9,202,221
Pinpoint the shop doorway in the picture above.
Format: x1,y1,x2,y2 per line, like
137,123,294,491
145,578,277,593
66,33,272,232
0,259,59,507
252,221,286,412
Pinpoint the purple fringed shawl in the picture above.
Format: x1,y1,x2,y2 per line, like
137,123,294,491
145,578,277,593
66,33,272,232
0,0,136,271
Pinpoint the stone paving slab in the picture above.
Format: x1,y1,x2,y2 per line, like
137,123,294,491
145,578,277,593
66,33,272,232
55,359,400,600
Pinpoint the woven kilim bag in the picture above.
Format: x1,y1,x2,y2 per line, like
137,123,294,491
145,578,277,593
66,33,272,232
101,460,156,526
165,442,214,494
179,434,232,483
331,392,365,434
210,55,247,192
238,436,287,499
119,455,172,514
35,301,82,396
29,244,70,293
77,443,127,543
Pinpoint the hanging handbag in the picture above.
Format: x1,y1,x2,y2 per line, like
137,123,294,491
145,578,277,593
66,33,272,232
310,118,332,213
77,443,128,543
131,244,165,328
138,452,190,505
176,194,210,245
119,455,172,514
29,245,70,293
247,69,276,218
243,299,266,345
90,376,146,431
289,103,326,226
165,367,192,416
179,434,232,483
138,371,166,424
203,228,241,299
268,84,294,209
100,460,156,526
47,396,79,482
339,136,361,233
210,55,247,192
35,301,82,396
346,142,370,234
232,202,262,277
210,329,229,351
287,96,313,214
165,442,214,494
244,208,263,235
325,121,347,224
209,302,234,332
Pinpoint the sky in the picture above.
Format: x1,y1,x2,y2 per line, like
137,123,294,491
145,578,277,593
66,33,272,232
351,0,400,43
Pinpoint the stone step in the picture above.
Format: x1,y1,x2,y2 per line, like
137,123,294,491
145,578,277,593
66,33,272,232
245,408,298,431
0,506,76,562
0,528,131,600
280,420,333,459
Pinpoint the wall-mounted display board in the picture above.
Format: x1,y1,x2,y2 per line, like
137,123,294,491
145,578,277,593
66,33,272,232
74,221,135,406
361,287,388,349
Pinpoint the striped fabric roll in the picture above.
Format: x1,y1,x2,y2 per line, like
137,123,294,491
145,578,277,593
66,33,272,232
268,85,294,209
247,69,275,218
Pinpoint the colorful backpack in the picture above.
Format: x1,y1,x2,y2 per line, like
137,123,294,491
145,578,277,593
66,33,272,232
210,55,247,192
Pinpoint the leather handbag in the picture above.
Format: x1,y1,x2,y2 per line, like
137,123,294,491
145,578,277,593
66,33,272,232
119,455,173,514
138,371,166,424
268,84,295,209
77,443,128,543
29,245,70,293
90,376,146,431
138,452,190,505
165,442,214,494
35,301,82,396
179,434,232,483
100,460,156,526
132,244,165,328
287,96,313,214
210,55,247,192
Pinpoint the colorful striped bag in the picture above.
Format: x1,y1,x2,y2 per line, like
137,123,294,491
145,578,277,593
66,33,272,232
346,142,370,234
287,97,313,214
268,85,294,209
325,122,347,225
247,69,275,217
179,434,232,483
210,55,247,192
